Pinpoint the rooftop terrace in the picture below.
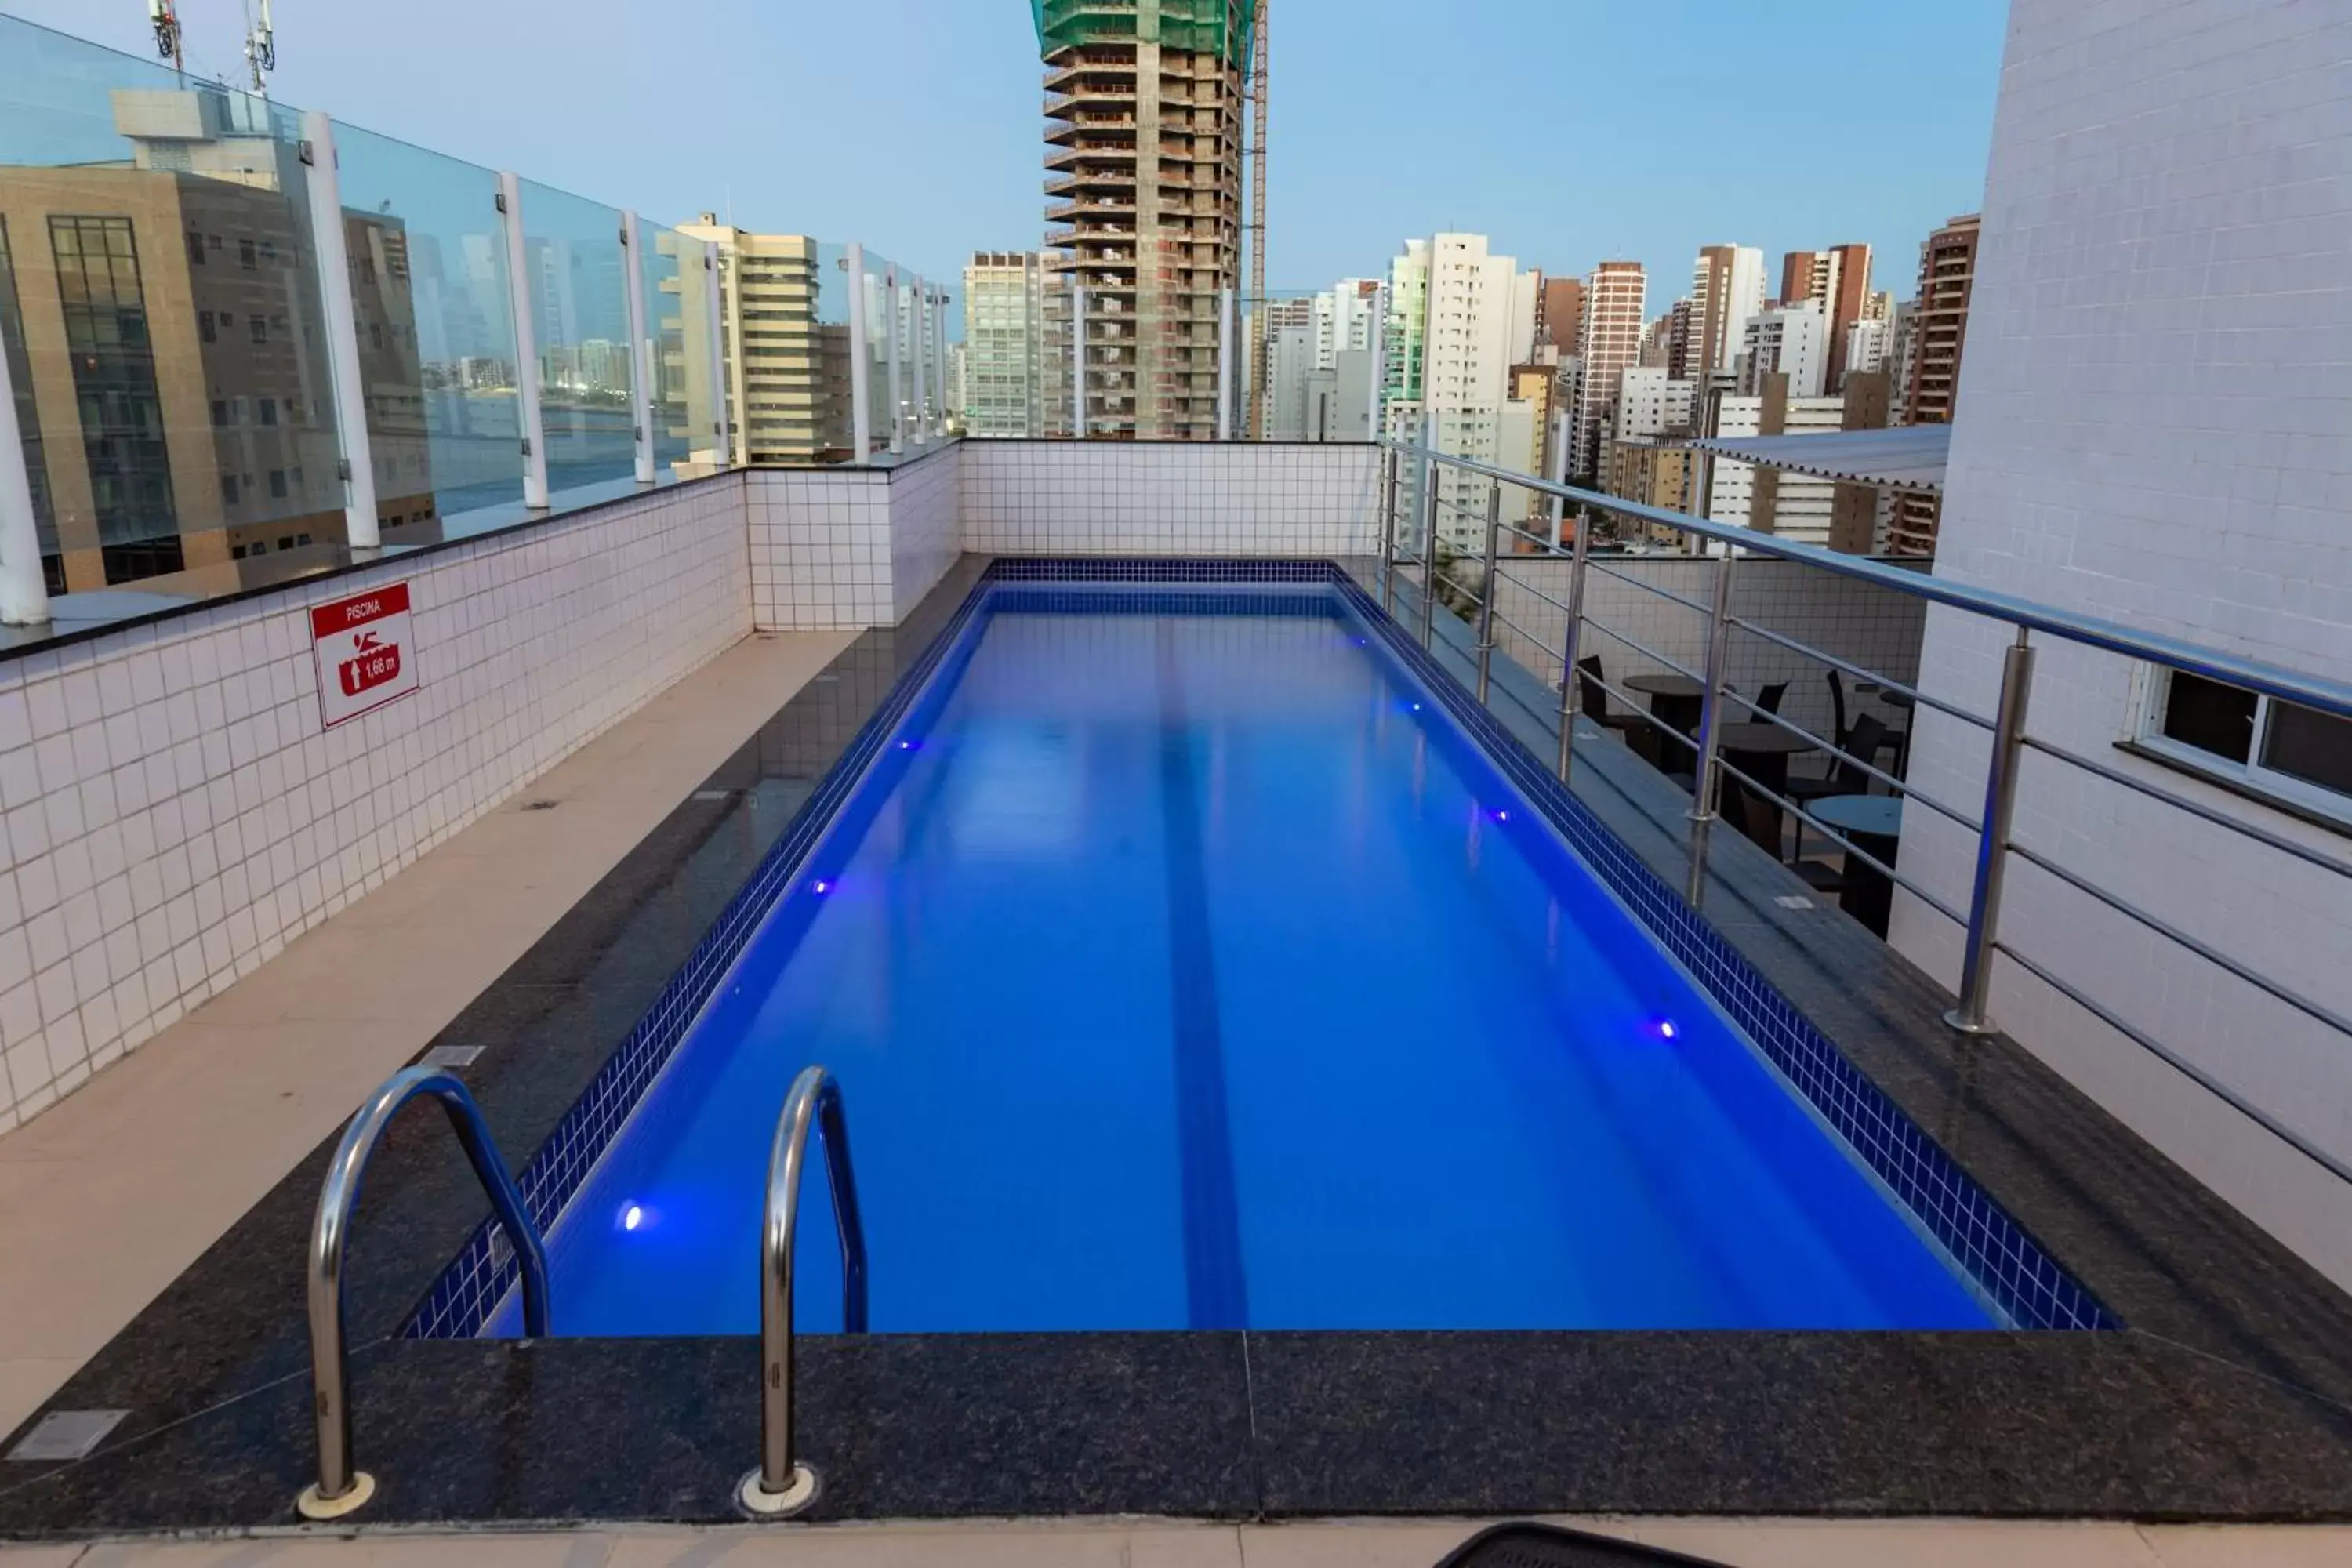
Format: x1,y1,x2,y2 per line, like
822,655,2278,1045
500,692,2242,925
2,2,2350,1562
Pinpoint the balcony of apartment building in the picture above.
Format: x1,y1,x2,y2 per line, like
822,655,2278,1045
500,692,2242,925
1045,167,1136,198
5,3,2352,1561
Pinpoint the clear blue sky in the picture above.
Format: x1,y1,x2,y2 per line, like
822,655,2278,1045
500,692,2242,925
10,0,2009,301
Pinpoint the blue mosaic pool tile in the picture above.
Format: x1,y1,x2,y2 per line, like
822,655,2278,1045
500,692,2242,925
992,587,1336,618
989,557,1327,583
1326,568,2116,1332
413,554,2111,1339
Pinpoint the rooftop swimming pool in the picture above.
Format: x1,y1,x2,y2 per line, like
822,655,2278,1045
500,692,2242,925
465,576,2002,1336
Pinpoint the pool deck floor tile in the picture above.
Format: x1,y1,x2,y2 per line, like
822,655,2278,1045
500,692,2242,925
0,629,856,1436
2,1522,2350,1567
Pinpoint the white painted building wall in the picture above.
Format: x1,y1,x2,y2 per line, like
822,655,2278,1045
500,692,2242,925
1615,367,1697,441
1889,0,2352,1290
1846,317,1892,378
1739,305,1828,398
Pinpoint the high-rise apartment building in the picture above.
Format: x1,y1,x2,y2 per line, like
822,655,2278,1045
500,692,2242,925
1039,0,1250,440
1689,244,1766,379
1902,215,1979,427
1613,365,1697,441
1702,372,1890,551
961,250,1047,437
1538,274,1584,358
1260,279,1377,441
1571,260,1645,481
1258,294,1316,440
1891,212,1980,554
1386,234,1537,546
1778,243,1871,387
1738,304,1828,398
676,220,850,463
1845,315,1893,378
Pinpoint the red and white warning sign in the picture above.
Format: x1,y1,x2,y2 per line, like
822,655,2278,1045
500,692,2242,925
310,582,420,728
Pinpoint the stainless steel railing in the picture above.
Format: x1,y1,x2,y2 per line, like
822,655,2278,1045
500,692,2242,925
298,1066,550,1520
738,1065,869,1519
1370,437,2352,1188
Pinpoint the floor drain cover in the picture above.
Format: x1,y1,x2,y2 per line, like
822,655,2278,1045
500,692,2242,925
521,799,560,811
421,1044,484,1069
7,1410,128,1462
1437,1523,1732,1567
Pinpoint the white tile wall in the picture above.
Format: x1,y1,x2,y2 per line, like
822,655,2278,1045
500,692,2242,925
0,477,751,1131
1889,0,2352,1288
746,469,893,632
1490,557,1929,748
962,441,1382,557
746,445,964,632
889,446,963,622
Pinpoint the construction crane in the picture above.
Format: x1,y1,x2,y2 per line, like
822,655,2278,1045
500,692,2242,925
147,0,183,78
1243,0,1269,438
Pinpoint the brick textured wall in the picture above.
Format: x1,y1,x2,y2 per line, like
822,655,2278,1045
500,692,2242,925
1889,0,2352,1287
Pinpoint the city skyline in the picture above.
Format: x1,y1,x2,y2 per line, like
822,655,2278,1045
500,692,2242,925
2,0,2007,296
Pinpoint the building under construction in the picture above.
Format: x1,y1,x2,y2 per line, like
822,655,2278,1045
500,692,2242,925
1036,0,1253,440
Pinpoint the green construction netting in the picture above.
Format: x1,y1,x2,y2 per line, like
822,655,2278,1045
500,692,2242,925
1033,0,1258,70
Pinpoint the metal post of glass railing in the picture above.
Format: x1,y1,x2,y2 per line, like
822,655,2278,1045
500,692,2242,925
1688,546,1739,824
495,172,550,509
620,210,655,485
302,111,379,550
1475,483,1501,703
884,267,905,456
702,242,729,467
1555,506,1592,783
910,274,930,447
1216,285,1236,441
846,242,873,464
1377,447,1399,613
1417,449,1439,650
1947,630,2037,1035
0,329,46,625
1071,282,1087,438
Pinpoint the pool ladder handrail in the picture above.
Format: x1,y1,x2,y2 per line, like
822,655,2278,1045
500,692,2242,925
296,1066,550,1521
739,1064,869,1518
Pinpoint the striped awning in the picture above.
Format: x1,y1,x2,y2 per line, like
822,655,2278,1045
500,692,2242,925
1680,424,1951,493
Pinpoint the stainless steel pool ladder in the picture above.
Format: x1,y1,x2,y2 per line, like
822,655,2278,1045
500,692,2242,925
738,1064,869,1519
296,1066,550,1521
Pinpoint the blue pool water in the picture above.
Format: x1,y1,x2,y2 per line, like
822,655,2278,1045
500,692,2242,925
500,584,1994,1336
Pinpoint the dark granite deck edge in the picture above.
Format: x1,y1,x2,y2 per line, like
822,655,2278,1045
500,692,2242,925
7,554,2352,1534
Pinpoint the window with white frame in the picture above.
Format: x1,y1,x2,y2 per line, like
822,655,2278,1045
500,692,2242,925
2140,667,2352,825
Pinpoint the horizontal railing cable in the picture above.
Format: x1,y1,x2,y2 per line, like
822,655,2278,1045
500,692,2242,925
2004,840,2352,1040
2018,737,2352,881
1723,615,1994,731
1990,939,2352,1188
1583,557,1717,617
1713,757,1969,927
1380,439,2352,724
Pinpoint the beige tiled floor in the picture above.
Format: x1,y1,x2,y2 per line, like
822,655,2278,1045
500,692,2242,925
4,1521,2350,1566
0,630,855,1436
